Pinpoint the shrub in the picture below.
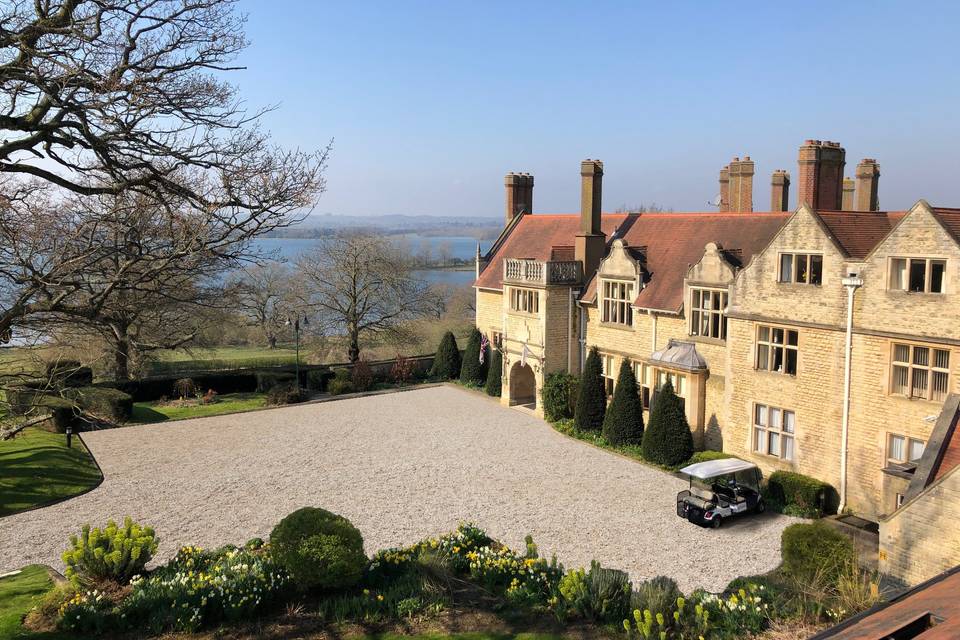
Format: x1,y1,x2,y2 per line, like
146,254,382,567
559,561,631,622
255,371,296,393
686,450,734,466
390,354,413,385
541,372,578,421
267,384,305,405
574,347,606,431
641,379,693,466
328,368,354,395
484,349,502,397
306,368,330,391
458,327,487,385
269,507,367,592
46,360,93,388
351,358,374,392
430,331,461,380
62,518,158,588
767,470,837,517
630,576,681,623
602,360,644,446
173,377,196,399
64,386,133,423
781,522,855,584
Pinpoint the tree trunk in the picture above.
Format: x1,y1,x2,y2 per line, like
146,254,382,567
111,322,132,381
267,334,277,349
348,322,360,363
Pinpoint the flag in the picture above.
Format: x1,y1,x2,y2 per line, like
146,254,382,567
521,343,531,367
479,334,489,364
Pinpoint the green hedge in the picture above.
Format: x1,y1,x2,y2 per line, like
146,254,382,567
45,360,93,388
766,470,838,517
541,372,578,422
685,450,734,466
65,387,133,423
255,371,297,393
781,522,854,583
484,349,502,397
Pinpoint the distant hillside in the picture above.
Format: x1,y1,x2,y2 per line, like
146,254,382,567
268,213,502,240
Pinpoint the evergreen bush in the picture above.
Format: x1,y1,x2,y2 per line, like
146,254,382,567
573,348,606,431
641,379,693,466
62,517,158,587
601,360,643,446
269,507,367,592
781,521,854,583
64,386,133,423
327,368,354,395
485,349,502,397
430,331,461,380
767,470,837,517
255,371,296,392
542,372,578,422
459,327,487,385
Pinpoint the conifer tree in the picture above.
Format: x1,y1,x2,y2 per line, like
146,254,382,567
574,347,606,431
459,327,487,385
602,359,644,446
430,331,461,380
485,349,503,396
641,379,693,466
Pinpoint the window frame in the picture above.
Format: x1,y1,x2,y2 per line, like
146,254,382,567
777,252,823,286
755,324,799,376
886,432,925,465
890,342,950,402
888,257,947,294
635,361,686,412
508,287,539,315
601,278,634,327
753,403,795,461
689,287,728,341
600,352,616,397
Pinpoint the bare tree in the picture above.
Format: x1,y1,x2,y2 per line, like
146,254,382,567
295,235,442,363
0,0,329,342
227,262,294,349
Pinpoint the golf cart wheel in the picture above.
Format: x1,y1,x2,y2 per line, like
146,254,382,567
756,500,766,514
711,516,722,529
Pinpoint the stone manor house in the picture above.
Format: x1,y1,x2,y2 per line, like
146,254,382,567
473,140,960,586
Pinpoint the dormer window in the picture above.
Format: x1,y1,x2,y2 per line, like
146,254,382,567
889,258,945,293
778,253,822,285
601,279,634,326
689,288,727,340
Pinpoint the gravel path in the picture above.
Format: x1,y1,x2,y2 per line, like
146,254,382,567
0,385,794,593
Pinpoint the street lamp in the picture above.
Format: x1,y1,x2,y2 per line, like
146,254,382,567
285,312,309,387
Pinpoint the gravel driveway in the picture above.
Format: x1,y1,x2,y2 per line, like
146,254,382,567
0,385,794,592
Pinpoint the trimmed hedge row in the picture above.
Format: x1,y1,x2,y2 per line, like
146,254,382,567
767,470,838,516
5,385,133,431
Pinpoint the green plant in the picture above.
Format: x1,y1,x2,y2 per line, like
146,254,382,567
64,386,133,422
485,348,502,397
631,576,681,623
542,372,578,421
269,507,367,592
173,377,196,399
641,379,693,466
328,368,354,395
602,360,644,446
255,370,296,393
686,450,734,466
61,517,158,588
244,537,265,550
458,327,487,385
574,347,605,431
559,560,631,622
266,384,305,405
767,470,837,517
781,522,855,584
352,358,374,392
430,331,461,380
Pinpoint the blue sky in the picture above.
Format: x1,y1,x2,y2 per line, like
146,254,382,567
236,1,960,217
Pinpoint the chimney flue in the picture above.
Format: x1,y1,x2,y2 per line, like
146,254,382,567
842,178,856,210
855,159,880,211
719,165,730,212
575,159,606,282
728,156,755,212
771,170,790,212
504,172,533,224
797,139,846,209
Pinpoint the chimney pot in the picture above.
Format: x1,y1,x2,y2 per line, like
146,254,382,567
504,170,533,223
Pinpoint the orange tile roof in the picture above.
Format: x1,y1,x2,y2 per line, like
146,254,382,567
814,210,907,259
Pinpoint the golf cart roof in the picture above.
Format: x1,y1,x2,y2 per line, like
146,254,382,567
679,458,758,479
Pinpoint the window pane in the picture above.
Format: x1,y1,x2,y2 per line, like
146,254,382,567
912,368,928,398
769,407,781,430
891,258,907,290
754,428,765,453
768,431,780,456
759,326,770,342
782,436,794,460
909,259,927,292
692,289,701,308
894,344,910,363
909,439,925,462
931,260,946,293
913,346,929,367
796,254,809,283
889,434,905,462
785,349,798,375
773,346,784,372
780,254,793,283
810,255,823,285
787,330,798,346
935,349,950,370
783,411,795,434
773,328,784,344
891,365,909,395
755,404,766,426
932,371,949,402
757,344,769,370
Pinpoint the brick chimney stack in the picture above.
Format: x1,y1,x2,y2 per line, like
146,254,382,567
719,165,730,212
855,159,881,211
842,178,856,210
797,140,846,209
504,172,534,224
728,156,755,212
575,159,606,282
770,170,790,212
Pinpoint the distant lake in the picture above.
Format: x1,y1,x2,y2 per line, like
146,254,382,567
251,235,491,287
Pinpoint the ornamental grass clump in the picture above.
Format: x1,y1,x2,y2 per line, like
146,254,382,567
574,347,605,431
602,360,644,446
62,517,158,588
269,507,367,592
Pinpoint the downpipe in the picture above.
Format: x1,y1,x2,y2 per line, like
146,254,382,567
839,274,863,513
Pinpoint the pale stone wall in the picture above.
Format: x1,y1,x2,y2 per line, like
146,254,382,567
879,466,960,585
475,288,503,340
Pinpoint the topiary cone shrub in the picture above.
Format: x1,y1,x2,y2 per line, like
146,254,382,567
641,379,693,466
485,349,502,396
62,517,158,588
269,507,367,592
430,331,461,380
459,327,487,385
574,347,605,431
602,359,644,446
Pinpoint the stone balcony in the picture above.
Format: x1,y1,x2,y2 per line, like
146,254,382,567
503,258,582,286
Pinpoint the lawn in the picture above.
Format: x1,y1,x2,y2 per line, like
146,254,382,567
129,392,269,423
0,428,101,517
145,346,301,375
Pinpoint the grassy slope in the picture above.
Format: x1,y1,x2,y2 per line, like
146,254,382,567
129,392,268,424
0,565,77,640
0,428,101,517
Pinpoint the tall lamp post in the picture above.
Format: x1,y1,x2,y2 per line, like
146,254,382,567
285,312,309,387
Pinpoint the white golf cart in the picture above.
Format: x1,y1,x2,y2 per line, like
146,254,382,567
676,458,765,528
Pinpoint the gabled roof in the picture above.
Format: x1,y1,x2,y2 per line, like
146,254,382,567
813,210,907,259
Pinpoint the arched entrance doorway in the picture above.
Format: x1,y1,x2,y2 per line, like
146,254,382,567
509,361,536,408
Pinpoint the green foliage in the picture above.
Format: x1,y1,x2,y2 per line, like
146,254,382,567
459,327,487,385
430,331,461,380
686,450,734,466
541,372,578,421
767,470,837,517
328,368,354,395
781,522,855,584
255,370,296,393
574,347,606,431
484,349,502,397
624,584,768,640
631,576,681,623
352,358,374,392
64,386,133,423
61,517,158,588
266,384,305,405
641,380,693,466
269,507,367,592
602,360,644,446
306,368,328,391
559,560,631,622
